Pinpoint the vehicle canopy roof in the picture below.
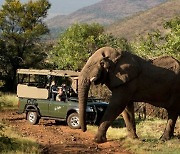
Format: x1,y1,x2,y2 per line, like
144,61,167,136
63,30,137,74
17,69,79,78
17,69,79,99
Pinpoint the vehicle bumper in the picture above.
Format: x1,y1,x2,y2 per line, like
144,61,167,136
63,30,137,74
16,110,24,114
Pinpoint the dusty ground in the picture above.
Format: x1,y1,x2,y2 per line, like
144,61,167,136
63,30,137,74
0,110,130,154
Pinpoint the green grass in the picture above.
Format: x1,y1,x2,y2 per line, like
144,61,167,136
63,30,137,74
0,122,41,154
88,117,180,154
0,93,18,110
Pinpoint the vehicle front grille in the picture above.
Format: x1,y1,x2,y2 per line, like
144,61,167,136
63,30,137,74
94,105,107,125
86,112,96,124
85,105,108,125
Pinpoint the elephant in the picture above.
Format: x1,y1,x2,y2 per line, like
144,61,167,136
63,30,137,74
78,46,180,143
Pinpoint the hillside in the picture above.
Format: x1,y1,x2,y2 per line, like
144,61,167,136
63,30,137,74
46,0,168,30
106,0,180,40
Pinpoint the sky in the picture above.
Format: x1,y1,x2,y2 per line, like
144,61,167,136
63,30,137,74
0,0,102,19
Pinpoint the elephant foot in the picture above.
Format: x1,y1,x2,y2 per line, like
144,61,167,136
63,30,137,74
131,134,139,139
93,135,107,143
160,134,172,141
127,133,139,139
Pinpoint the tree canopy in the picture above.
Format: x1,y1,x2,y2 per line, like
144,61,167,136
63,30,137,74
50,23,130,71
0,0,51,90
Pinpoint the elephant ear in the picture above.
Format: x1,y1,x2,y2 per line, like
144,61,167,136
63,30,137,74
110,52,140,87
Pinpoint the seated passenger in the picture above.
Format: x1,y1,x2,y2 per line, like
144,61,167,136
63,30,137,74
56,87,66,101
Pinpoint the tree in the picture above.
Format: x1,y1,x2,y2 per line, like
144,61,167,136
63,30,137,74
0,0,51,91
132,17,180,60
163,17,180,57
50,23,130,71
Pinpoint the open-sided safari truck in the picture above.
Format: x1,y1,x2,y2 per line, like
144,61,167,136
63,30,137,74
17,69,108,129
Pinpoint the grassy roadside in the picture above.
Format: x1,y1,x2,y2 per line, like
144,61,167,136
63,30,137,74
0,122,41,153
1,93,180,153
0,93,42,153
0,93,18,110
88,117,180,154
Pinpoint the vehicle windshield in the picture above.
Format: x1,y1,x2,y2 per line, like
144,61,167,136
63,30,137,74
87,97,102,102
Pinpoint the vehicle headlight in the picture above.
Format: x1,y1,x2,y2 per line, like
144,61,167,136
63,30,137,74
97,107,104,112
86,106,94,112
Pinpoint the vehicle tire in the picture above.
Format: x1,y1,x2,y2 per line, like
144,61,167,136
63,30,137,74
67,113,81,129
27,111,39,125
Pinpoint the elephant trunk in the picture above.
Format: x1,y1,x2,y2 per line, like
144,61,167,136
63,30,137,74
78,76,90,132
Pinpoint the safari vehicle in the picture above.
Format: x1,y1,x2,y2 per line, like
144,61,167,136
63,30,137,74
17,69,108,129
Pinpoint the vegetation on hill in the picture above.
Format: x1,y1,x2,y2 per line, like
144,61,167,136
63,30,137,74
106,0,180,40
46,0,168,38
132,17,180,60
47,0,168,28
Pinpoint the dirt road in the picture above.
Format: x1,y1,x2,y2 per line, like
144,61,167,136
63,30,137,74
0,110,129,154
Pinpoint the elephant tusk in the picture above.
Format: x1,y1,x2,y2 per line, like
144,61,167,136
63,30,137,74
90,77,97,82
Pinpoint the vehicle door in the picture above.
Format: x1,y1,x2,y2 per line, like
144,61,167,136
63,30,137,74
37,99,50,116
48,100,68,118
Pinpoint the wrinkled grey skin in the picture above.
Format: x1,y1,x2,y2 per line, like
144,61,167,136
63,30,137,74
78,47,180,143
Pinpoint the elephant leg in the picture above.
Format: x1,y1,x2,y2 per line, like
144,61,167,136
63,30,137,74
122,103,138,139
160,110,178,141
94,93,127,143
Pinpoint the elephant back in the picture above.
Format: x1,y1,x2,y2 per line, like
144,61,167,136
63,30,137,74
152,56,180,74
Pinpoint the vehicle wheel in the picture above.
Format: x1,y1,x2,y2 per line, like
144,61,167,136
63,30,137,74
67,113,81,129
27,111,39,125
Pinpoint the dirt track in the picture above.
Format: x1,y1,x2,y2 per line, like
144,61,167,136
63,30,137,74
0,110,130,154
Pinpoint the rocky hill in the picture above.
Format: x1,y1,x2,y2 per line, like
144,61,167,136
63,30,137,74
46,0,168,30
105,0,180,40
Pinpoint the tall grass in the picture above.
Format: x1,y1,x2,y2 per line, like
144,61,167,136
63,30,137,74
0,93,18,110
88,117,180,154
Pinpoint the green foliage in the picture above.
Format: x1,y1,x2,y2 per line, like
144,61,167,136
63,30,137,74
132,17,180,60
163,17,180,56
0,0,51,91
50,23,130,71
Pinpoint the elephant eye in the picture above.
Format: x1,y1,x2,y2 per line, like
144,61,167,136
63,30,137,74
100,61,104,67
